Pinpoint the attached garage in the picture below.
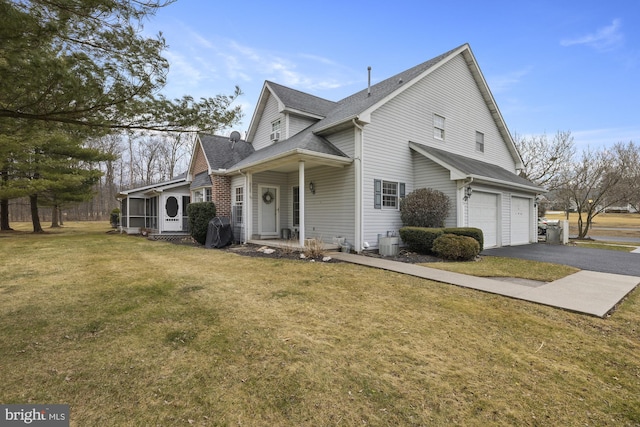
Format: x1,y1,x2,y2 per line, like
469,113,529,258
469,191,499,248
511,196,531,245
409,143,544,250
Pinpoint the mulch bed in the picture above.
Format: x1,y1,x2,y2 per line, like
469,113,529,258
165,236,442,264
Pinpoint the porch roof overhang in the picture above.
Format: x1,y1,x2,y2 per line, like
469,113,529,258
409,141,545,194
116,180,190,200
225,148,352,174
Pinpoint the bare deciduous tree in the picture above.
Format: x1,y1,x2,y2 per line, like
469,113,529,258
558,143,633,238
609,141,640,213
514,130,575,191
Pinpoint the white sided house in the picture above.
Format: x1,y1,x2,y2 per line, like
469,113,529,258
116,173,191,235
183,43,543,250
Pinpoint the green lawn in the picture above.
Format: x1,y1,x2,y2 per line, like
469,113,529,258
1,222,639,426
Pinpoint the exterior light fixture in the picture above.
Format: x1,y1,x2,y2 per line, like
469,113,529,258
464,186,473,201
309,182,316,194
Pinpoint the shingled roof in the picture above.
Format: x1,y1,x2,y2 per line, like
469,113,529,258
229,128,349,171
204,43,524,175
198,134,255,171
312,44,464,133
266,81,336,118
409,142,542,192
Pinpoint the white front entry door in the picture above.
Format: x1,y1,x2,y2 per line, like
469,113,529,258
163,194,182,232
258,185,279,237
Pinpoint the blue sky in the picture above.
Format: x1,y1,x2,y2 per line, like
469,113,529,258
144,1,639,149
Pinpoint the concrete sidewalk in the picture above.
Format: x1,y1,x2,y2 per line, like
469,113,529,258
329,252,640,317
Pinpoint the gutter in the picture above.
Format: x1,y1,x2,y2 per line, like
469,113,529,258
225,148,352,174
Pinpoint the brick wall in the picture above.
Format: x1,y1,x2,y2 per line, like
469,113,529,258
211,175,231,218
191,144,209,175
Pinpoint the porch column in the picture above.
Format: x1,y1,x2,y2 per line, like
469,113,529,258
298,161,305,247
245,172,252,243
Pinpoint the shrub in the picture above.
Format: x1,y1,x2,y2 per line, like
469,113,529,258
303,238,325,258
399,227,444,254
109,208,120,227
432,234,480,261
400,188,451,227
442,227,484,252
187,202,216,245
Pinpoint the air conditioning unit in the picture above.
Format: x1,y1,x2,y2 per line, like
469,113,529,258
270,131,280,141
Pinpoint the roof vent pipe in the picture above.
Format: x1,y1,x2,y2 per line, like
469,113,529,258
367,66,371,97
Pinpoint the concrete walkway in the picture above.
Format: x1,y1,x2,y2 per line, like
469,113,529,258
329,252,640,318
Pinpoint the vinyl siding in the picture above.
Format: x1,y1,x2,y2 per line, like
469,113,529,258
252,93,281,151
250,165,355,244
288,114,318,138
277,166,356,245
326,128,356,158
299,165,355,244
361,51,519,246
412,152,457,227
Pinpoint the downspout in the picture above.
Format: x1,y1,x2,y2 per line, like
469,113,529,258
352,118,364,253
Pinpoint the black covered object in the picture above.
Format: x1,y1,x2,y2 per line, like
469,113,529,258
205,217,234,248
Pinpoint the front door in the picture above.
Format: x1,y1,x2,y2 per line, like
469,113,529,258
163,194,182,232
258,185,279,237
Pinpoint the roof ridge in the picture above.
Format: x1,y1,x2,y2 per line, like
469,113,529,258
265,80,336,104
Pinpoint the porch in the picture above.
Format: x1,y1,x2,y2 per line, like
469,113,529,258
247,238,341,252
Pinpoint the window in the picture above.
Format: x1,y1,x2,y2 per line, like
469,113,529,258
374,180,405,209
234,187,243,224
270,119,281,141
383,181,398,208
292,186,300,226
193,190,203,202
433,114,445,140
205,188,212,202
476,131,485,153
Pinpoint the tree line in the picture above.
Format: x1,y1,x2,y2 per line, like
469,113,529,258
5,131,197,224
1,0,242,232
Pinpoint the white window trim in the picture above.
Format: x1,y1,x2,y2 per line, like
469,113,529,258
476,131,485,153
434,114,445,141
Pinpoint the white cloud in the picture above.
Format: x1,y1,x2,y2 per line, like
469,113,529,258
488,67,532,94
572,127,639,148
224,40,356,93
561,19,624,51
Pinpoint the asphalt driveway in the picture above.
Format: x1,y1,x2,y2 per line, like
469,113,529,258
482,243,640,277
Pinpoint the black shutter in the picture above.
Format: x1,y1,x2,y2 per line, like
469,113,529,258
374,179,381,209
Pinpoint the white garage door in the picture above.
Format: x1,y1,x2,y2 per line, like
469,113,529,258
511,196,531,245
469,192,498,248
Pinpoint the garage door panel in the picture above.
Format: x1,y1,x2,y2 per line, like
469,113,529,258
511,196,530,245
469,192,498,248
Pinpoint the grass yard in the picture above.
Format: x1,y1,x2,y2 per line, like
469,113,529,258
1,222,639,426
422,256,579,282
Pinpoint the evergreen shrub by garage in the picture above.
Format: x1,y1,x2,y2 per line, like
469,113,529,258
399,227,444,254
187,202,216,245
442,227,484,252
432,234,480,261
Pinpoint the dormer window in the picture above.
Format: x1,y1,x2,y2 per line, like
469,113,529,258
270,119,281,141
